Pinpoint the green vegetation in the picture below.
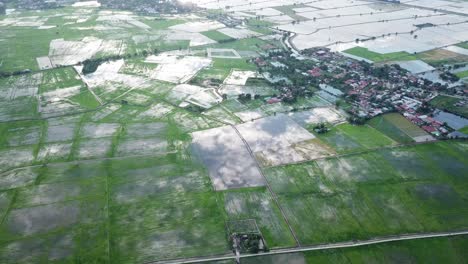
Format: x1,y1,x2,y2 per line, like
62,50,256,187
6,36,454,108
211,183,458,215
456,41,468,49
241,236,468,263
343,47,417,62
459,126,468,134
201,30,235,42
315,123,396,153
273,5,309,21
219,188,296,249
368,113,427,143
455,70,468,79
263,141,468,245
430,95,468,118
40,67,83,92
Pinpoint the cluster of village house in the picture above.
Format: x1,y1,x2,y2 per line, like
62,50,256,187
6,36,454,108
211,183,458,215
254,47,467,137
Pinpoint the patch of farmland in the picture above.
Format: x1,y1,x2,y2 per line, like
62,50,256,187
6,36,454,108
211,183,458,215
223,70,257,85
47,37,124,67
256,138,335,167
116,138,168,156
38,85,85,117
0,147,35,173
113,222,228,263
168,111,215,132
169,20,225,33
165,31,217,47
0,73,41,100
3,125,42,147
362,185,425,233
81,123,120,139
167,84,222,109
410,142,467,180
315,127,364,154
316,152,401,185
191,125,264,190
77,138,112,159
14,181,103,208
332,123,396,150
207,48,241,59
96,11,151,29
379,148,439,181
146,55,212,84
219,84,275,98
0,167,39,190
46,123,77,143
217,27,262,39
222,189,296,248
0,15,48,27
234,109,265,122
91,104,121,121
77,60,152,98
111,170,208,204
368,113,430,143
264,163,332,196
5,202,79,237
202,106,241,125
395,60,435,74
279,194,361,245
0,98,38,122
236,114,315,153
124,123,167,138
137,102,175,120
288,107,346,126
36,143,73,162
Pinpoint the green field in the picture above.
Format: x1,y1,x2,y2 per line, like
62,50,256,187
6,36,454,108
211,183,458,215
263,140,468,245
455,70,468,79
430,95,468,118
241,236,468,263
342,47,417,62
368,113,428,143
273,5,309,21
201,30,235,42
1,4,468,263
315,123,396,153
459,126,468,134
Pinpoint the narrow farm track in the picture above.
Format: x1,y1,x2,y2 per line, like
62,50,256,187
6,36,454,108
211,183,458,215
149,230,468,264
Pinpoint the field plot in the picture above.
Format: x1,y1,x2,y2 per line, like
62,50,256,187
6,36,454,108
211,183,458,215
316,123,396,154
220,189,296,248
146,55,212,83
289,107,346,126
368,113,432,143
47,37,124,67
191,126,264,190
430,95,468,118
263,141,468,245
217,27,262,39
223,70,257,85
168,84,222,109
116,122,168,156
235,114,332,166
0,73,42,121
207,48,241,59
236,114,314,153
108,155,229,263
0,160,108,263
247,236,468,263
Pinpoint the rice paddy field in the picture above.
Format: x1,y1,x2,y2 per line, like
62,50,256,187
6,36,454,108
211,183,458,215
430,95,468,119
368,113,431,143
239,236,468,263
1,1,468,263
